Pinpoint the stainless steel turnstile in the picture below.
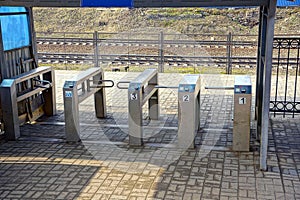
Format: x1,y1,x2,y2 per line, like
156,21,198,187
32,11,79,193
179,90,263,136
63,67,113,142
233,75,252,151
128,68,159,146
178,75,201,148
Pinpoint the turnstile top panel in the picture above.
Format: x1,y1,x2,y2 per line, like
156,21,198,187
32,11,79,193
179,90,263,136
178,75,200,93
130,69,157,85
234,75,251,86
234,75,251,94
63,81,76,89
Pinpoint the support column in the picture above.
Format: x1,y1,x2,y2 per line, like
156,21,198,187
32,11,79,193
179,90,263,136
259,0,277,171
256,6,268,139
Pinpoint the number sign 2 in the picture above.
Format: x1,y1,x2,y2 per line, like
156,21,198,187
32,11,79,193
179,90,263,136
183,95,190,102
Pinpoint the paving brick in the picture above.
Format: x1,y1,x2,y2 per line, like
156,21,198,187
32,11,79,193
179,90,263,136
0,72,299,200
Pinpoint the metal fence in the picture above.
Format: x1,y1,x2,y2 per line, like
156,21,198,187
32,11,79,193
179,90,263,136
36,31,299,74
270,37,300,117
36,31,260,73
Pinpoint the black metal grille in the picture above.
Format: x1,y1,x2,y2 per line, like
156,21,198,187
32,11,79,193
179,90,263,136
270,37,300,117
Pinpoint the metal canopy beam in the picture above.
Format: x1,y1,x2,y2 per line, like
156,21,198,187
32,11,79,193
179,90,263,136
0,0,269,7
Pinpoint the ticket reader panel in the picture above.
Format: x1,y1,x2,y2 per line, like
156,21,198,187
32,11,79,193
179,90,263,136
233,75,252,151
178,75,201,149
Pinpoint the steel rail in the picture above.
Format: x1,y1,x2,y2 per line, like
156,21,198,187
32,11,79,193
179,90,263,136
37,52,299,66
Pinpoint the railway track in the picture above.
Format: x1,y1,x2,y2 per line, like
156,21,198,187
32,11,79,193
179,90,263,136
36,35,299,70
36,37,257,48
37,52,298,68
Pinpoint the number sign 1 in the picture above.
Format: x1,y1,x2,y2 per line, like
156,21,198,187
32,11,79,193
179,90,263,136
239,97,246,105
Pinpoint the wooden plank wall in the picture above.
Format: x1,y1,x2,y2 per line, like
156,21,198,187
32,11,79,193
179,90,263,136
0,7,37,125
3,47,34,78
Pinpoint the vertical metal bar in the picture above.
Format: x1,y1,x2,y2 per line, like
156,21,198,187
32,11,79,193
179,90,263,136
293,43,300,118
81,82,86,93
63,32,67,70
260,0,277,171
226,32,232,74
255,6,263,121
159,31,164,73
195,92,200,131
93,31,99,68
274,42,281,117
283,42,291,118
42,69,56,116
128,32,130,68
193,44,196,74
94,70,107,118
256,6,267,137
148,73,159,120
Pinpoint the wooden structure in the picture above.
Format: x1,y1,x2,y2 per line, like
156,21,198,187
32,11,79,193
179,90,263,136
0,0,280,170
0,7,56,139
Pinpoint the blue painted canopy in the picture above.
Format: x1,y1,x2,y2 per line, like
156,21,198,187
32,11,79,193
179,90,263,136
277,0,300,7
0,7,30,51
81,0,133,7
81,0,300,7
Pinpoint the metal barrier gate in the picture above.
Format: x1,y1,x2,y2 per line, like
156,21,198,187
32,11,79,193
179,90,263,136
127,68,159,146
63,67,113,142
178,75,201,148
0,66,56,140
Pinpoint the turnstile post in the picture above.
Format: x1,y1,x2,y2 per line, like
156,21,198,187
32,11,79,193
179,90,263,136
128,83,143,146
233,75,252,151
128,69,159,146
63,81,81,142
178,75,201,149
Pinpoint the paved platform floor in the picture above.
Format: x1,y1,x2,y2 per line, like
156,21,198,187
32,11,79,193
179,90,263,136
0,71,299,199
